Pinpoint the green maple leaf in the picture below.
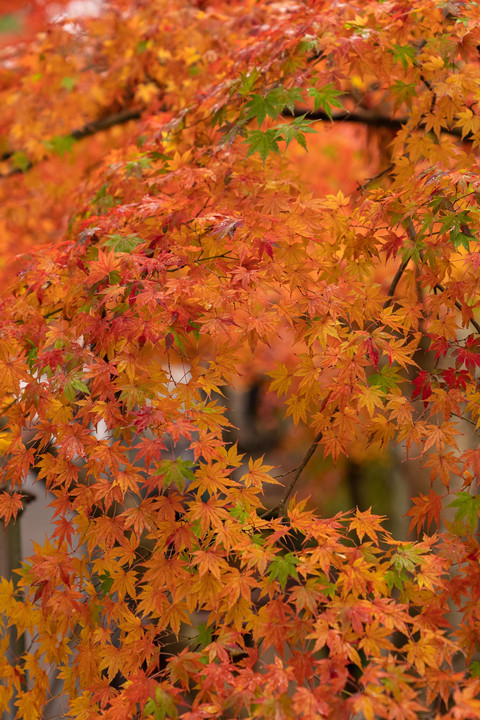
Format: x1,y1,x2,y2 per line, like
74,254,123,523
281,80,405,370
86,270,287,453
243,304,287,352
155,458,196,491
268,552,299,590
470,661,480,679
245,93,280,126
390,43,417,72
275,114,317,149
104,234,143,252
98,571,114,598
12,151,30,171
244,128,280,163
368,365,401,394
391,544,424,573
448,491,480,532
0,13,21,34
245,86,303,126
61,77,77,91
307,83,344,120
195,621,213,648
44,135,76,158
391,80,417,106
238,69,260,96
144,688,178,720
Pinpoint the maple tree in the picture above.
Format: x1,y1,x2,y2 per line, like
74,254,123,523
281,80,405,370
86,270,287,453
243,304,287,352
2,0,480,718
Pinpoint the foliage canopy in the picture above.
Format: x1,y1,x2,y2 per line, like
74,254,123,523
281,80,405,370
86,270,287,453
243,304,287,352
1,0,480,718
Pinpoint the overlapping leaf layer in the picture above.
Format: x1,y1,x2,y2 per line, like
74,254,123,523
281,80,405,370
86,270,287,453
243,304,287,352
1,1,480,718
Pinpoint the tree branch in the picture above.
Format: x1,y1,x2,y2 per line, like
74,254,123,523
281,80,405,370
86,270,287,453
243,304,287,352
357,163,394,192
282,107,468,141
282,106,405,131
1,107,143,177
70,107,143,141
2,99,471,178
382,220,417,310
383,257,410,309
262,430,323,519
434,282,480,335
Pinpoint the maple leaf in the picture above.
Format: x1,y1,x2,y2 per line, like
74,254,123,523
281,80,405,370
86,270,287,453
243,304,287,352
0,351,30,395
349,508,387,544
85,249,122,286
321,429,347,463
268,552,299,590
0,491,23,525
269,363,292,397
411,370,432,404
244,128,281,162
245,88,298,126
455,336,480,372
240,456,277,488
355,384,385,417
308,82,345,119
461,446,480,483
424,451,459,488
406,490,442,534
421,422,459,454
448,491,480,532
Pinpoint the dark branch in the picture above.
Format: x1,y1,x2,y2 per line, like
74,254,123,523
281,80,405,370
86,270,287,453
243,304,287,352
69,107,142,142
383,220,420,309
262,430,323,519
282,106,405,131
384,257,410,309
2,101,470,178
1,107,142,177
282,107,467,141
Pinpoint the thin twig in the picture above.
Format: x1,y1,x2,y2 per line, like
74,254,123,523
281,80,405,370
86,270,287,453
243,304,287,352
434,282,480,335
262,430,323,519
357,163,394,192
383,256,410,309
383,219,418,310
43,308,63,319
0,399,17,416
451,411,477,427
195,252,232,263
